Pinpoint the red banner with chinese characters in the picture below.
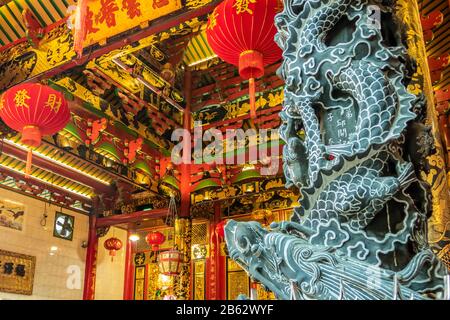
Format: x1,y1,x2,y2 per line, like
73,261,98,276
83,0,182,47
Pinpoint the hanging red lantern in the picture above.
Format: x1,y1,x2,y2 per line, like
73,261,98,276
158,249,184,276
216,220,227,239
104,237,123,261
146,231,165,251
0,83,70,178
206,0,283,120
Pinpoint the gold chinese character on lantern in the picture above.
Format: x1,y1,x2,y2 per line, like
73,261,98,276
0,97,4,111
233,0,257,15
44,94,62,112
14,89,31,108
208,8,219,30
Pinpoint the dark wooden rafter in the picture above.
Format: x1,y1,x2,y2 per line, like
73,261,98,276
88,65,181,130
191,62,283,112
68,98,167,160
50,133,156,192
95,208,168,228
198,105,283,132
109,57,185,113
161,30,202,67
61,101,163,173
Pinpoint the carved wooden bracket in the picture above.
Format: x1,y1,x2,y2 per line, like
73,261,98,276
420,11,444,42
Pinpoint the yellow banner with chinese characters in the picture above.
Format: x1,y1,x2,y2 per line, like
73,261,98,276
84,0,182,46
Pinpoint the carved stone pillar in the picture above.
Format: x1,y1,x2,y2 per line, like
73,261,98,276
223,0,448,300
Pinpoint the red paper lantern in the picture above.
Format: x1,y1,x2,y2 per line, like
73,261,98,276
0,83,70,177
206,0,283,119
146,231,165,251
104,237,123,261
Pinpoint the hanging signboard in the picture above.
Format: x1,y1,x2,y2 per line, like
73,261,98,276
0,250,36,295
83,0,182,47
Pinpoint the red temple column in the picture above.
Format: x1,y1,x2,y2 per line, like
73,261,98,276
123,232,134,300
83,213,98,300
207,202,226,300
206,203,218,300
215,205,226,300
180,69,192,216
174,69,193,300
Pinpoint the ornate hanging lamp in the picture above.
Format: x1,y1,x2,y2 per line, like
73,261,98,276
191,171,222,202
158,165,180,199
231,166,263,194
158,248,184,276
206,0,282,120
0,83,70,178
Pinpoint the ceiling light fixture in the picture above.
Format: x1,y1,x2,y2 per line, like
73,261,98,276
129,234,140,242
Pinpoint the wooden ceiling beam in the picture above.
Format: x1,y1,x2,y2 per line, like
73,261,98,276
68,94,168,160
96,208,169,228
1,140,113,195
0,164,93,210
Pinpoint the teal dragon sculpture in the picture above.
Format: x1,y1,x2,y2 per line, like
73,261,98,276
224,0,449,300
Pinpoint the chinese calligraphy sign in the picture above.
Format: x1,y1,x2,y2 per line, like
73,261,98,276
0,250,36,295
122,0,142,18
83,0,182,47
96,0,119,27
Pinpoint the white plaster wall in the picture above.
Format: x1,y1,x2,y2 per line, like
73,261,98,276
0,187,89,300
94,227,127,300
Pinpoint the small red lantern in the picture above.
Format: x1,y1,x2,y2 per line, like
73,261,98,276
158,249,184,276
216,220,227,239
206,0,282,120
104,237,123,261
0,83,70,177
146,231,165,251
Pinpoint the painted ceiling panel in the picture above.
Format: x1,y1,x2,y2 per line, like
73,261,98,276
0,0,74,47
7,135,113,185
183,26,217,67
0,152,94,198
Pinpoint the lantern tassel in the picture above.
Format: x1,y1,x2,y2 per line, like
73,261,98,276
249,78,256,120
25,149,33,178
74,0,87,58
